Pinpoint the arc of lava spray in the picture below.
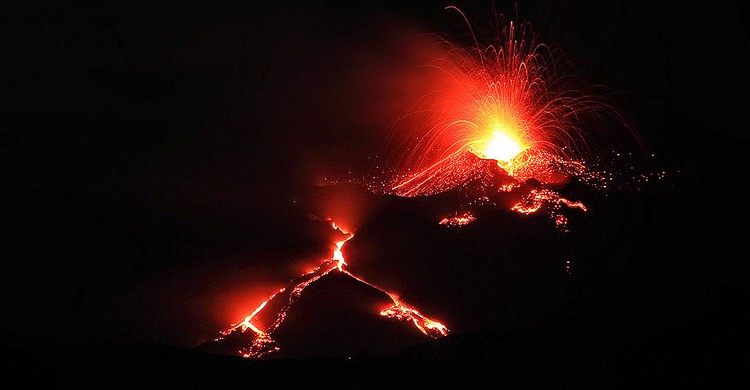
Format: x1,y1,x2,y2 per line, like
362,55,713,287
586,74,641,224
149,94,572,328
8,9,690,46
216,221,448,358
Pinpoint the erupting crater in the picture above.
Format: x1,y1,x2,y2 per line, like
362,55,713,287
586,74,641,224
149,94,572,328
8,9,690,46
372,12,638,230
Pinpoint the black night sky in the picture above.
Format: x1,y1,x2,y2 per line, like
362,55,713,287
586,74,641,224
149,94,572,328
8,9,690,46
2,0,748,388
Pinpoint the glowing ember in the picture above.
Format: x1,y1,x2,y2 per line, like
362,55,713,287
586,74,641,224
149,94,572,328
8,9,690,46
439,212,476,226
214,220,448,358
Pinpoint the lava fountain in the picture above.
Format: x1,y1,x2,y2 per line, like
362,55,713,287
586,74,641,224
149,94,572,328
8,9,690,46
377,9,635,228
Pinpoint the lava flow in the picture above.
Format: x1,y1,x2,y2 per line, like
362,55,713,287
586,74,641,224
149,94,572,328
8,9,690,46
212,221,448,358
439,212,476,227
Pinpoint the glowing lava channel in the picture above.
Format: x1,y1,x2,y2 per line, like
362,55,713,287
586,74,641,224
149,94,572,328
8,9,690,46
215,221,448,358
505,188,587,232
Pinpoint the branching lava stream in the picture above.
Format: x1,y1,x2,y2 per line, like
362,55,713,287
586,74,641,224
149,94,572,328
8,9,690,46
214,221,448,358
